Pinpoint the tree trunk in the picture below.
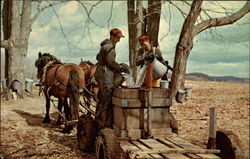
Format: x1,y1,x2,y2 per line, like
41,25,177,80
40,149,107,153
4,0,32,95
147,0,161,47
170,0,203,99
2,0,12,85
127,0,143,80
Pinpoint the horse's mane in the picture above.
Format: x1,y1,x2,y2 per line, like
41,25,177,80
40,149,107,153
80,60,95,66
42,53,62,64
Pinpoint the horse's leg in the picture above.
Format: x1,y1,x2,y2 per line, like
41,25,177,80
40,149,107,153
56,97,63,125
43,93,51,123
61,97,73,133
62,68,80,134
64,98,71,121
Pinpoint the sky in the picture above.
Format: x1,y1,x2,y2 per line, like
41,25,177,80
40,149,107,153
2,1,249,79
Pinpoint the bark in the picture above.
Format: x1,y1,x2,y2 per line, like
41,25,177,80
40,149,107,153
127,0,143,79
1,0,56,95
2,0,12,84
170,0,249,100
170,0,202,99
193,1,250,36
147,0,162,47
127,0,136,75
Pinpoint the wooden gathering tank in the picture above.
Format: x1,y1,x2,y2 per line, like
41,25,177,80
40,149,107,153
112,87,172,140
109,87,221,159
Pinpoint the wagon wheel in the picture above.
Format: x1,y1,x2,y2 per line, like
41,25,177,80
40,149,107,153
95,128,125,159
214,129,245,159
77,114,98,152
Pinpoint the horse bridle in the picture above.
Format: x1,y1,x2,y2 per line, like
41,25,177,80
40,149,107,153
40,60,56,85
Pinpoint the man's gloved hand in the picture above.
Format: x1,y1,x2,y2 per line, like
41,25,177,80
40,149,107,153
120,63,130,74
145,52,155,61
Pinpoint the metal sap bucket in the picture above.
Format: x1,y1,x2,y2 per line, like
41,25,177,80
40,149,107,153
1,78,7,89
185,86,192,97
160,80,169,88
12,79,20,92
152,58,168,80
177,89,186,103
25,79,33,92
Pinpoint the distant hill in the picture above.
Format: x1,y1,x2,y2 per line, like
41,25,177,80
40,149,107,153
185,72,249,83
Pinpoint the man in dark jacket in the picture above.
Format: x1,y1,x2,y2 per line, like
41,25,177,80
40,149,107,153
95,28,129,128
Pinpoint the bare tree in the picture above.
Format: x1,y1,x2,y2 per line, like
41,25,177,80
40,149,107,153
127,0,162,79
127,0,144,79
147,0,162,47
169,0,250,99
1,0,63,95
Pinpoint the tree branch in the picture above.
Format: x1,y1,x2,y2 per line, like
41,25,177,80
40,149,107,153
47,1,71,54
193,1,250,36
1,40,14,49
77,0,104,28
107,0,114,30
169,1,187,19
31,1,65,25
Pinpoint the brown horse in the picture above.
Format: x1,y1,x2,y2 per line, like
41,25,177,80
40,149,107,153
35,52,85,133
79,60,98,109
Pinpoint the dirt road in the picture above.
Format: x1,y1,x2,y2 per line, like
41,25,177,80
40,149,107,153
1,80,249,158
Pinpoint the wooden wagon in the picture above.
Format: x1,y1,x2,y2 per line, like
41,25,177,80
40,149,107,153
77,87,222,159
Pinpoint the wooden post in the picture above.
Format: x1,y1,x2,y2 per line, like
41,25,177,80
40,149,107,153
147,63,153,138
207,107,217,149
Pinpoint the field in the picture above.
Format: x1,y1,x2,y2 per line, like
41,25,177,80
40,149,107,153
0,80,249,159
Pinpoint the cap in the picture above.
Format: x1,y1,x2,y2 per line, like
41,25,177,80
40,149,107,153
110,28,125,38
139,35,149,44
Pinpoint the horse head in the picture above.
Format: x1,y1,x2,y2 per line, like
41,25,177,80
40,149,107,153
35,52,61,79
79,59,95,70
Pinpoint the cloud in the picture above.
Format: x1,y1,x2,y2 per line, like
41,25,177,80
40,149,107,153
29,25,50,43
201,1,247,18
26,1,249,79
28,46,55,61
58,1,78,15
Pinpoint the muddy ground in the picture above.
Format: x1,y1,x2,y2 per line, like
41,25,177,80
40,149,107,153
0,80,249,159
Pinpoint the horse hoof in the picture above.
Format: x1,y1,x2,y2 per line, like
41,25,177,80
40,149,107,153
43,118,51,123
56,120,63,125
61,126,73,134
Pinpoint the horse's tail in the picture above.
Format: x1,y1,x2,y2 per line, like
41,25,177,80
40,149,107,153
67,68,80,120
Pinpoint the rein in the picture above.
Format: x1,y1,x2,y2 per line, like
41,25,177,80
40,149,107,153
40,60,56,85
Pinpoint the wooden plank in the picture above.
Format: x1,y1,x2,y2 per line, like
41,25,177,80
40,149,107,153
158,138,201,159
128,148,220,156
184,154,201,159
113,88,140,99
113,106,172,131
113,88,170,99
162,154,190,159
139,139,190,159
119,141,153,159
131,141,162,158
196,154,220,159
165,136,202,149
113,106,126,130
112,97,171,108
165,136,220,159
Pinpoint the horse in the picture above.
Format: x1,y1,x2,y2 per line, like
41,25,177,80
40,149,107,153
35,52,85,133
79,59,98,110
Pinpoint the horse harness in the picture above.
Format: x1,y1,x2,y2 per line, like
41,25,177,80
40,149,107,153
40,61,68,92
81,65,97,87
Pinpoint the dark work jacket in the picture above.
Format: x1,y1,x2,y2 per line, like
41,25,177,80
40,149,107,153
96,39,120,71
